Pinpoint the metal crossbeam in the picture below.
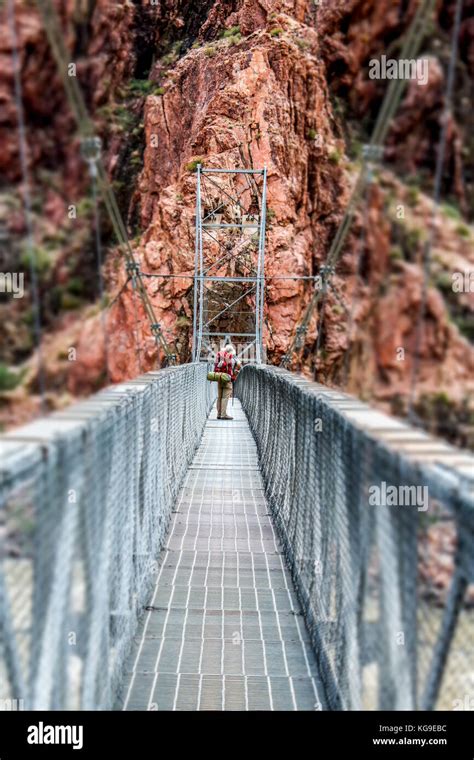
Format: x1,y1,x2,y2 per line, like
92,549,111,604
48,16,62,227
202,168,265,174
201,331,258,338
202,223,260,229
201,276,260,283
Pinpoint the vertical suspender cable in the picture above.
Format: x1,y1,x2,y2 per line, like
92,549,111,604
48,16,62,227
86,143,110,383
257,167,267,364
314,273,329,374
197,166,204,361
8,0,46,412
192,165,201,362
341,182,371,389
130,270,143,374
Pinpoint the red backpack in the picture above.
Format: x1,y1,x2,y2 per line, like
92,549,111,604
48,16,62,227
214,351,234,379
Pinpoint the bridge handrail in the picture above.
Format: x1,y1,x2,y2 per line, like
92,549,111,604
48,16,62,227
0,363,215,709
236,365,474,710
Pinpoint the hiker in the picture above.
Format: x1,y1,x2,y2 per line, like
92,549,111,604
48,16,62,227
214,343,241,420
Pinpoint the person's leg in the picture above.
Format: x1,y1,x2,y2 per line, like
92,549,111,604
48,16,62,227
217,382,223,418
221,383,233,419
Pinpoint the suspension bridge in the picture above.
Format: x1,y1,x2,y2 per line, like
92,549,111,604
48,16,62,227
1,0,472,712
1,363,473,711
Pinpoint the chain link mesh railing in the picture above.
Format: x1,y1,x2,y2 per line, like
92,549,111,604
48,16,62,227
236,365,474,711
0,363,215,710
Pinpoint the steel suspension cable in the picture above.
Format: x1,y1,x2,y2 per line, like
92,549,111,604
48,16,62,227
35,0,175,364
282,0,437,367
82,139,110,383
408,0,465,420
370,0,434,147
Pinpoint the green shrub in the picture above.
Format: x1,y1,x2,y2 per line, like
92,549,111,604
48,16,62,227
20,245,51,275
452,315,474,342
456,224,470,238
0,363,22,391
185,157,204,172
347,137,363,160
434,271,453,292
44,229,67,247
441,202,461,220
406,173,421,188
295,38,310,50
328,148,342,164
307,127,317,140
129,79,154,95
61,292,82,310
115,107,134,129
406,187,419,206
204,46,216,57
21,309,34,326
390,245,403,261
227,34,241,46
130,152,143,167
221,25,240,38
76,197,94,216
161,51,178,66
67,277,84,296
96,103,114,120
406,227,422,250
270,28,283,37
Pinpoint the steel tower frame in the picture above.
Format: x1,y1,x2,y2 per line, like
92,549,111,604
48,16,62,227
192,166,267,364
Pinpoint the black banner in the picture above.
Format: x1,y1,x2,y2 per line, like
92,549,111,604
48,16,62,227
0,711,471,757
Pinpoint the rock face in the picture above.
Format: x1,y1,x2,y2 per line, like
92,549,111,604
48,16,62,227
131,12,338,358
0,0,473,434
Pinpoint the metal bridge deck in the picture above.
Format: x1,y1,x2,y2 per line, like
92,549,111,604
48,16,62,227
119,400,322,710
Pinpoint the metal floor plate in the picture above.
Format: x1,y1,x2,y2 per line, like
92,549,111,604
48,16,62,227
118,400,323,711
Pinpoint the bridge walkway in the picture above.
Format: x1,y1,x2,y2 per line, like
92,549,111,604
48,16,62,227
118,400,323,710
